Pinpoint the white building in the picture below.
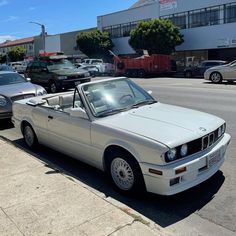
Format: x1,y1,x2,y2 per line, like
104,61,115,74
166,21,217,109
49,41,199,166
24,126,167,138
98,0,236,65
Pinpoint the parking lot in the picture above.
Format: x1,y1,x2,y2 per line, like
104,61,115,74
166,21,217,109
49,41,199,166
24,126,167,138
1,77,236,235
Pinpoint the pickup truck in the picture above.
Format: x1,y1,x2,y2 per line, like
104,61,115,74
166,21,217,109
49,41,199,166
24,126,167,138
82,59,114,75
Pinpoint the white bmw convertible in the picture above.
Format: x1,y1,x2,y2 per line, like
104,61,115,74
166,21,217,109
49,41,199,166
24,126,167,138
12,77,231,195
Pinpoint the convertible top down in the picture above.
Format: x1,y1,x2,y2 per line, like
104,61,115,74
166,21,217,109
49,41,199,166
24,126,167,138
12,77,231,195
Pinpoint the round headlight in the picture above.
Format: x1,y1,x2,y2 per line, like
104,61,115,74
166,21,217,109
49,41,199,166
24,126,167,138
166,148,177,162
37,89,47,96
0,95,7,107
222,123,226,134
180,144,188,157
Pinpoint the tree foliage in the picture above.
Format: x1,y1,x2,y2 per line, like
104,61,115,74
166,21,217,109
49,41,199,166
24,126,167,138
0,54,7,64
129,19,184,55
7,46,26,62
77,29,114,61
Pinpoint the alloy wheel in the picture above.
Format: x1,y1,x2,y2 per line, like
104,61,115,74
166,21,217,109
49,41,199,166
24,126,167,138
110,157,134,191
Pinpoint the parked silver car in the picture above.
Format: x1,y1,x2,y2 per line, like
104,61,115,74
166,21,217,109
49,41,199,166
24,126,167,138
0,71,47,119
12,77,230,195
204,60,236,83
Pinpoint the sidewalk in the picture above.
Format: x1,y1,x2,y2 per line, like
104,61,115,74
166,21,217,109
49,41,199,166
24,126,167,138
0,138,166,236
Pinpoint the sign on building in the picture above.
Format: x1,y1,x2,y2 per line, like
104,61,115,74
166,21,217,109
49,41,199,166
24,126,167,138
159,0,177,11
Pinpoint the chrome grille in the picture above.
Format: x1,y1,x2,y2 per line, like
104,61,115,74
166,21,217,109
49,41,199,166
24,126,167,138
11,93,35,102
201,132,216,150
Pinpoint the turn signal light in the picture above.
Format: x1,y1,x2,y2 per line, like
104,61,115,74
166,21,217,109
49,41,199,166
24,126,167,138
175,166,187,175
149,168,163,176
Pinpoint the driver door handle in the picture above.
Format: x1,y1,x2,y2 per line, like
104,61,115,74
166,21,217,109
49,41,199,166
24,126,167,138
48,115,53,120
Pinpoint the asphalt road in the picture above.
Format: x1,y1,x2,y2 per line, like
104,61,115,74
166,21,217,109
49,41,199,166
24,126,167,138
0,77,235,235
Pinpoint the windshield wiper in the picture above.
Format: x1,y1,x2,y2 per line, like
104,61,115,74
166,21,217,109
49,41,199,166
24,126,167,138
98,107,129,117
132,100,157,108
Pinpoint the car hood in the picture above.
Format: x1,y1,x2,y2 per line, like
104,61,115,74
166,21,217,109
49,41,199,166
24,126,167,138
0,82,38,97
52,68,87,76
96,103,224,148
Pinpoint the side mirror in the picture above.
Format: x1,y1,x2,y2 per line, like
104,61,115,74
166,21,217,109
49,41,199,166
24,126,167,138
26,77,31,82
147,90,153,95
68,107,88,119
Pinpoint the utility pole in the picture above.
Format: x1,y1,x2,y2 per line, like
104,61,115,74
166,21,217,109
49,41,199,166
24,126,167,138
29,21,46,53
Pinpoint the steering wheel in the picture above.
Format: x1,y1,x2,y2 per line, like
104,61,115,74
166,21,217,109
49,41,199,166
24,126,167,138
119,94,134,105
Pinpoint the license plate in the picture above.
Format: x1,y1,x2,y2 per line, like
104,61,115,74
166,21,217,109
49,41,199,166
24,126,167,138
208,149,221,168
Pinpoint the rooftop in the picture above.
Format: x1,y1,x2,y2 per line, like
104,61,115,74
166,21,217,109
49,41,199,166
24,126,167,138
0,37,34,47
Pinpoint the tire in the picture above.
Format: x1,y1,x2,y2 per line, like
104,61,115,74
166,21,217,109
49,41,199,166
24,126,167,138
131,70,138,78
185,71,192,78
107,150,145,194
117,62,125,70
49,81,58,93
23,123,38,149
125,70,131,78
210,72,222,84
138,69,146,78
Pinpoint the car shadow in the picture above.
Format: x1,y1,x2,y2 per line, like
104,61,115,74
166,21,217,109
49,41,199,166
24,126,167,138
0,119,14,131
12,138,225,228
203,81,236,85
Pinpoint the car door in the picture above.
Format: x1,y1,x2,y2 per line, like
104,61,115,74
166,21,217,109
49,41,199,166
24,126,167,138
28,61,41,84
38,61,53,86
225,64,236,80
31,105,51,145
46,91,96,166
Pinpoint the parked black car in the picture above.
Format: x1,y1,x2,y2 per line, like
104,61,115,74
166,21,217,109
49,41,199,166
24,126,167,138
25,56,91,93
184,60,227,78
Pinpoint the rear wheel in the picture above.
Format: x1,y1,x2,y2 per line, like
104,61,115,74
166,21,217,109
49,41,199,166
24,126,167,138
107,150,145,194
210,72,222,84
23,124,38,149
138,69,146,78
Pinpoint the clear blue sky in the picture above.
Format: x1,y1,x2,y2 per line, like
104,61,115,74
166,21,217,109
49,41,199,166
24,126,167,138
0,0,137,43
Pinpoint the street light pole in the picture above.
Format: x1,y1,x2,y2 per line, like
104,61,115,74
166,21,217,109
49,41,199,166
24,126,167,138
29,21,46,53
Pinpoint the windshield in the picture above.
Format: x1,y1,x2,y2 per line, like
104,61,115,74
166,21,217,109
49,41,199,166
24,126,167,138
0,73,26,86
47,59,76,71
82,78,156,117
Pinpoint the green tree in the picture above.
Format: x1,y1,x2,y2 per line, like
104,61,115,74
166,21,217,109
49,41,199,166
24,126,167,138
0,54,7,64
7,46,26,62
77,29,114,61
129,19,184,55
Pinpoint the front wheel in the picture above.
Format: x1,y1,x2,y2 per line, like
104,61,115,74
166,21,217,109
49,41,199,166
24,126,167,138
210,72,222,83
23,124,38,149
107,150,145,194
49,81,58,93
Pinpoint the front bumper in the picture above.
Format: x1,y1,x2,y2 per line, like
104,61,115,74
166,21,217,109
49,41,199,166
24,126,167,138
140,133,231,196
0,111,12,119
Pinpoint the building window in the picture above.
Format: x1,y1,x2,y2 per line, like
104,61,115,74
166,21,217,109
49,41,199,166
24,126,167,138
225,3,236,23
122,23,132,37
170,13,187,29
112,25,122,38
206,6,221,25
103,19,151,38
189,9,208,28
103,26,112,36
